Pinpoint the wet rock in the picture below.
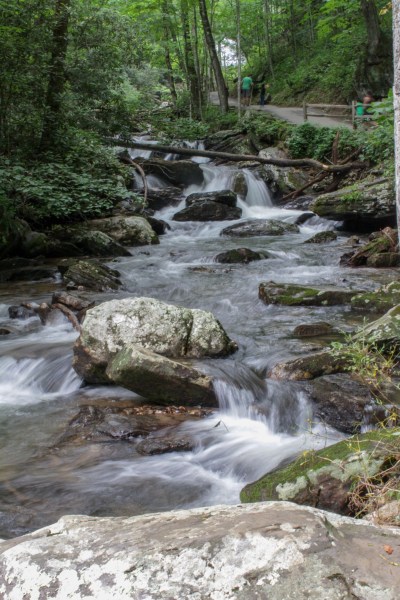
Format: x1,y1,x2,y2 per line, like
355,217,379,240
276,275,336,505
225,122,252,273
353,304,400,350
240,429,400,518
232,172,248,196
0,327,13,335
259,281,359,306
222,219,299,237
85,216,159,247
308,374,379,433
146,188,183,211
214,248,266,264
73,297,237,383
52,228,131,257
106,346,217,406
173,190,241,222
340,227,398,267
294,212,315,225
146,216,170,235
63,260,122,292
141,158,204,186
8,305,37,320
136,434,194,455
51,291,92,313
304,231,337,244
284,195,314,211
269,351,346,381
259,147,309,195
351,281,400,313
2,502,400,600
292,322,335,338
310,180,396,231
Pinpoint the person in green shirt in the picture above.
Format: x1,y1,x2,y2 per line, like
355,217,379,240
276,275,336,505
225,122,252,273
241,75,253,106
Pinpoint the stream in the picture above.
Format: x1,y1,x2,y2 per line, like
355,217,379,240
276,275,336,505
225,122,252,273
0,149,396,539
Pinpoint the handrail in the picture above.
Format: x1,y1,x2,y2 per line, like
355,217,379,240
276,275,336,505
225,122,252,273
303,101,371,128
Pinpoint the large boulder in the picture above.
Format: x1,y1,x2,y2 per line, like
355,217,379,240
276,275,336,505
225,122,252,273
354,304,400,350
49,228,131,257
240,429,400,518
340,227,399,267
259,281,360,306
141,158,204,186
351,281,400,313
63,260,122,292
259,147,309,196
86,216,159,246
173,190,242,222
106,346,217,406
73,297,237,383
222,219,299,237
1,502,400,600
310,180,396,231
146,187,183,211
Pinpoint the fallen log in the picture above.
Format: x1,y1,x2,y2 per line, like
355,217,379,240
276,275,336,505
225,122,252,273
107,140,367,174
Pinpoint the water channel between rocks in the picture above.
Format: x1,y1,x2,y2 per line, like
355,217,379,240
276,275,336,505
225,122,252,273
0,149,397,539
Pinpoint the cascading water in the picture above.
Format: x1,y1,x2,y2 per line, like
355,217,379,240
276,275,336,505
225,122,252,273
0,144,377,539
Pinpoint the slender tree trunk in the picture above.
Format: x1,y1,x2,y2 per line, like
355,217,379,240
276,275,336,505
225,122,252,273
263,0,275,79
161,0,177,104
180,0,201,119
393,1,400,239
236,0,241,120
198,0,228,113
39,0,70,152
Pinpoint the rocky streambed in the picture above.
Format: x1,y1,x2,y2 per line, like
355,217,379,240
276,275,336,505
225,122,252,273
1,141,400,596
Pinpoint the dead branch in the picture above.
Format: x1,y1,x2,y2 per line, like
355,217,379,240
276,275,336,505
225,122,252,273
107,139,367,174
281,172,328,202
52,303,82,333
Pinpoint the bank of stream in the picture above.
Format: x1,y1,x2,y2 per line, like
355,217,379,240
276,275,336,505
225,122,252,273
0,148,397,539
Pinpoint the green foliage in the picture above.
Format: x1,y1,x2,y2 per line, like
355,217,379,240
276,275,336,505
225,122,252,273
287,123,334,161
243,113,293,146
0,139,130,225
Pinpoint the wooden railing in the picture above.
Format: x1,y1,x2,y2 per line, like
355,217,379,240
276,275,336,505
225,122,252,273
303,102,368,127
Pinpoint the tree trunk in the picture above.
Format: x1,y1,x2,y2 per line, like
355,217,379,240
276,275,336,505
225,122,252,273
198,0,228,113
361,0,381,57
161,0,177,104
393,1,400,239
360,0,392,95
39,0,70,153
180,0,201,119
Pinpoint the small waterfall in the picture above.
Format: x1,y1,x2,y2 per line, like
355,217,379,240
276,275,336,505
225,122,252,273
242,169,273,208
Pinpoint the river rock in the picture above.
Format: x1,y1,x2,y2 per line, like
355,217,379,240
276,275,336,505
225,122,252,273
351,281,400,313
146,187,183,211
222,219,299,237
292,322,336,338
232,172,248,196
240,429,400,518
136,433,194,455
51,291,92,313
259,147,309,195
303,231,337,244
259,281,359,306
52,228,131,257
310,180,396,231
308,374,379,433
63,260,122,292
215,248,266,263
146,216,170,235
354,304,400,350
340,227,398,267
73,297,237,383
173,190,241,222
106,346,217,406
141,158,204,186
2,502,400,600
269,351,346,380
8,305,37,320
86,216,159,246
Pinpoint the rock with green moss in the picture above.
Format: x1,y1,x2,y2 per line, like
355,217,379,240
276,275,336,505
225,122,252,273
259,281,360,306
240,429,400,515
351,281,400,313
269,350,346,380
303,231,337,244
87,216,159,246
310,180,396,230
354,304,400,349
222,219,299,238
51,228,131,257
259,147,308,195
106,346,217,406
215,248,266,264
64,260,122,292
73,297,237,384
340,228,398,267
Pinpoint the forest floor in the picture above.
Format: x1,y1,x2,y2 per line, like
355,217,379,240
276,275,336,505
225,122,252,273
210,92,353,129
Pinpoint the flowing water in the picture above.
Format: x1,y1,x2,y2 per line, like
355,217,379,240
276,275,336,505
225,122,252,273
0,151,396,538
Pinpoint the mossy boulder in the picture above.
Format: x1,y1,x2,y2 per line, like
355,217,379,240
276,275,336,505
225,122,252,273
215,248,266,264
340,227,398,267
86,216,159,246
259,281,360,306
351,281,400,313
354,304,400,350
310,180,396,231
221,219,299,238
269,350,347,380
50,228,131,257
64,260,122,292
240,429,400,515
106,346,217,406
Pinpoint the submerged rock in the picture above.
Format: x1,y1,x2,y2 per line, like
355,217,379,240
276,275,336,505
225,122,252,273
2,502,400,599
259,281,359,306
173,190,241,222
215,248,266,263
222,219,299,237
292,322,336,338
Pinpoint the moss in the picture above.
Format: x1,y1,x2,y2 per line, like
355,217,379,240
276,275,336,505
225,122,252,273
240,429,400,503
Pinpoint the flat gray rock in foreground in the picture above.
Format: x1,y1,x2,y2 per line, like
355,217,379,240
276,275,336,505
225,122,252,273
1,502,400,599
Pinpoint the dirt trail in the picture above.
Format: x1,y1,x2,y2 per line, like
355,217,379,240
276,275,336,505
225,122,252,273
210,92,353,129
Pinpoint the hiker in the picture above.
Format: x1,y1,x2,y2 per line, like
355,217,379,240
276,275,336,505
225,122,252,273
241,75,253,106
362,92,374,115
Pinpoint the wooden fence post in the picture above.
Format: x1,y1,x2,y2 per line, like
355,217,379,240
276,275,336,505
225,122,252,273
303,101,307,121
